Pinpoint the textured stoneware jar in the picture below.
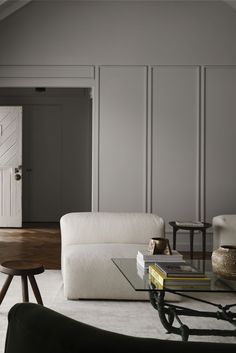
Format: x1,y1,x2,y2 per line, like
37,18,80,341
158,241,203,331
211,245,236,279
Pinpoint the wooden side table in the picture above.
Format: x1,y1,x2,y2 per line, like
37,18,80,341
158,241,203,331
0,260,44,305
169,221,212,260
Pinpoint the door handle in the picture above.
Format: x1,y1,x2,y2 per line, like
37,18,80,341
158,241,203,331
15,174,21,181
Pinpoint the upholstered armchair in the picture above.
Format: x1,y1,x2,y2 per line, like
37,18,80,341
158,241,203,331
212,215,236,250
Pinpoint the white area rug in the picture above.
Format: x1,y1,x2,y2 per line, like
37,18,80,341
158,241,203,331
0,270,236,352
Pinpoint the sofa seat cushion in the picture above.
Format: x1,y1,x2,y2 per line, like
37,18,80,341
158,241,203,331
62,243,178,302
62,243,149,300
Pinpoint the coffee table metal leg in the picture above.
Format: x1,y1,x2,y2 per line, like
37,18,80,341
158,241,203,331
149,288,236,341
28,275,43,305
0,275,13,305
149,290,190,341
21,276,29,302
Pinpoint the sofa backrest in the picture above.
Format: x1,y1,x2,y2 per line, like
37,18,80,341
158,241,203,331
60,212,165,246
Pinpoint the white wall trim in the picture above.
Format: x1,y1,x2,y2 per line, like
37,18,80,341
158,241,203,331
97,65,148,212
200,66,206,221
196,65,201,221
151,65,201,224
0,65,95,79
144,65,149,213
92,66,100,212
146,66,153,213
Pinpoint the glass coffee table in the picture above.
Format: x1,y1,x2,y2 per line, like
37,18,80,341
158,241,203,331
112,258,236,341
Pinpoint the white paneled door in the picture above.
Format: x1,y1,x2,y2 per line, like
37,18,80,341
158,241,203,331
0,107,22,227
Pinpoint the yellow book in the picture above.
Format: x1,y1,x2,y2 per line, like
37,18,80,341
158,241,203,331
149,273,210,290
149,264,210,286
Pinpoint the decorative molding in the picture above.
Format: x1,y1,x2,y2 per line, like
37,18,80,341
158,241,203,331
196,65,201,221
204,65,236,69
91,66,100,212
144,65,148,213
0,65,95,79
98,65,147,212
200,66,206,221
146,66,153,213
151,65,200,224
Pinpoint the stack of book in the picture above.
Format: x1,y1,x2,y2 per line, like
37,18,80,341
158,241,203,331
136,250,184,279
136,249,184,270
149,261,211,289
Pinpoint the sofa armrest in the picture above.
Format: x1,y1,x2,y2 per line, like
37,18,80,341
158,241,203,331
4,303,236,353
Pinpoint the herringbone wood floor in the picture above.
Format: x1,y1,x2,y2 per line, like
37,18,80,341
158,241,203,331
0,223,61,269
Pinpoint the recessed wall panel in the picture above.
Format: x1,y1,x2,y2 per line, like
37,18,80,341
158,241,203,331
99,66,147,212
205,67,236,221
152,66,199,224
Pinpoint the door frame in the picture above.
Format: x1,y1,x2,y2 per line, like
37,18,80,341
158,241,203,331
0,65,99,213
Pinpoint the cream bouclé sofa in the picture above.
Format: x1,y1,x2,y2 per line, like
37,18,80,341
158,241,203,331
60,212,165,300
212,214,236,250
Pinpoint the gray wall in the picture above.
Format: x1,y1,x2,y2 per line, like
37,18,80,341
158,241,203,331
0,1,236,65
0,1,236,250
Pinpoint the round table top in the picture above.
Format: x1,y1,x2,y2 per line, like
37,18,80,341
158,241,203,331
0,260,44,276
169,221,212,230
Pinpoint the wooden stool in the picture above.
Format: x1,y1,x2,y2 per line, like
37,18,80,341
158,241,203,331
0,260,44,305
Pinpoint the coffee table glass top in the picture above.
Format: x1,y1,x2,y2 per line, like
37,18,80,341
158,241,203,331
112,258,236,293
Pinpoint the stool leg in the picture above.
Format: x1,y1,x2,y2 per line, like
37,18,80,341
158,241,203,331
21,276,29,302
202,229,206,260
173,228,177,250
190,230,194,259
0,275,13,305
28,275,43,305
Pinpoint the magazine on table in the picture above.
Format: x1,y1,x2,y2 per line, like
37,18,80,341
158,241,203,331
154,261,205,277
175,221,205,227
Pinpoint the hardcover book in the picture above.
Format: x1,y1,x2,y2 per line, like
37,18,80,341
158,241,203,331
154,261,205,277
149,264,210,287
136,257,155,270
149,272,211,289
137,249,183,261
136,250,185,269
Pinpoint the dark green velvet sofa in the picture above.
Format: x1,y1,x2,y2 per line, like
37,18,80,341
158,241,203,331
4,303,236,353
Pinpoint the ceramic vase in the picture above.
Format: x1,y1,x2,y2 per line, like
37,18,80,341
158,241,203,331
211,245,236,279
